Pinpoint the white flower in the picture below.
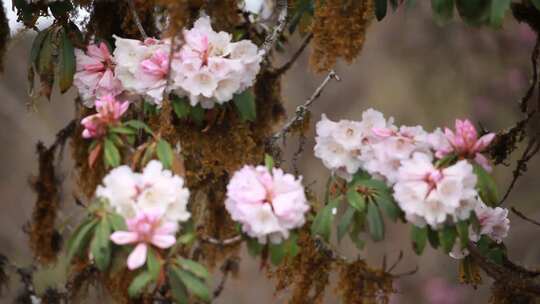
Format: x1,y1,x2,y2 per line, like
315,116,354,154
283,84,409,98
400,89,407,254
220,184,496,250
474,203,510,243
96,160,190,223
241,0,275,20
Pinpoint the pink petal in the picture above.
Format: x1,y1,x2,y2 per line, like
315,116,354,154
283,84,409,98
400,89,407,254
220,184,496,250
372,127,394,138
110,231,138,245
474,153,492,172
127,243,148,270
473,133,496,152
155,222,179,235
150,234,176,249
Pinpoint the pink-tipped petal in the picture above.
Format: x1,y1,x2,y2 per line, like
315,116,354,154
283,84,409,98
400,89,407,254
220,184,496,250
473,133,496,152
155,221,179,235
110,231,139,245
127,243,148,270
474,153,492,172
150,234,177,249
372,127,394,138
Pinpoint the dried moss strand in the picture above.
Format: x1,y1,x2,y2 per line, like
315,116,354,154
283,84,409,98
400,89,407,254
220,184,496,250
126,0,148,39
261,0,288,57
200,235,242,246
271,70,340,143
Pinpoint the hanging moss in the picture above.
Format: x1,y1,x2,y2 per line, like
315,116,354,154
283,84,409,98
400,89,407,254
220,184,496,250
310,0,374,72
336,259,394,304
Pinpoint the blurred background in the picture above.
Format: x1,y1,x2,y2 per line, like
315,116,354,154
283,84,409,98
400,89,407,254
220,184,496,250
1,1,539,303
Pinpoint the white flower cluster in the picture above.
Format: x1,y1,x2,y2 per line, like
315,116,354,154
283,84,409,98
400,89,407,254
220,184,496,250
96,160,190,223
314,109,509,241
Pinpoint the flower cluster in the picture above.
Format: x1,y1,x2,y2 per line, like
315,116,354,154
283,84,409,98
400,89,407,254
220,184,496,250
314,109,507,237
97,160,190,269
225,165,309,244
81,94,129,139
74,16,263,109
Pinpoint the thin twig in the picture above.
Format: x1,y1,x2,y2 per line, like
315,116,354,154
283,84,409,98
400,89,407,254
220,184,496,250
500,139,540,204
313,237,349,262
387,251,404,273
511,207,540,227
274,32,314,76
213,258,239,299
521,35,539,113
270,70,340,144
127,0,148,39
199,235,243,246
261,0,288,57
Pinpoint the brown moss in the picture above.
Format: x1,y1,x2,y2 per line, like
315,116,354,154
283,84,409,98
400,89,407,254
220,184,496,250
336,260,394,304
155,0,204,37
489,282,534,304
310,0,374,72
121,0,159,38
66,261,98,301
28,142,62,264
205,0,242,32
270,230,333,303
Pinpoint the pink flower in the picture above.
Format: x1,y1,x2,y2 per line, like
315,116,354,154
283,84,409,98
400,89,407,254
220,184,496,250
74,42,123,107
225,165,309,244
437,119,496,171
110,210,178,270
81,95,129,138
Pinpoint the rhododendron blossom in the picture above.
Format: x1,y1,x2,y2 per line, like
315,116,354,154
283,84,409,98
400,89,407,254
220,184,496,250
110,210,178,270
173,16,263,108
96,160,190,222
225,165,309,244
81,95,129,138
436,119,496,171
74,42,123,107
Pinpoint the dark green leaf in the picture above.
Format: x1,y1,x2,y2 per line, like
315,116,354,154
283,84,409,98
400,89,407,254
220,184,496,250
269,243,286,265
147,249,161,280
411,225,428,255
110,126,137,135
128,271,154,298
190,105,205,126
428,227,440,249
49,1,73,18
533,0,540,11
178,258,209,280
124,120,153,135
284,232,300,258
156,139,174,169
103,138,121,168
366,203,384,241
172,96,191,119
349,170,371,184
349,213,365,250
375,191,401,222
168,267,189,304
90,218,112,271
174,268,211,302
177,232,196,245
431,0,455,24
246,237,263,257
473,164,499,206
489,0,511,28
108,213,126,231
346,188,366,213
455,0,490,26
337,206,356,242
233,90,257,122
66,218,98,263
375,0,388,21
439,225,457,253
310,198,340,242
30,29,49,68
57,28,75,93
456,220,469,247
108,133,124,147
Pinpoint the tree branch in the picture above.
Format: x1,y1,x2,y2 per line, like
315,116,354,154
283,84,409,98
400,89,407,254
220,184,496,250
127,0,148,39
274,33,314,76
511,207,540,227
261,0,288,57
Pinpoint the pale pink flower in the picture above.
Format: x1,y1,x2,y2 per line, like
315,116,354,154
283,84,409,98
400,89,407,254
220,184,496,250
437,119,496,171
225,165,309,244
81,95,129,139
110,210,178,270
474,203,510,243
74,42,123,107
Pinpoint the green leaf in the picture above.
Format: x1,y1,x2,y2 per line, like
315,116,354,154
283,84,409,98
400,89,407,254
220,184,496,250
156,139,174,169
411,226,428,255
109,126,137,135
49,1,73,18
533,0,540,11
264,154,274,171
30,29,49,68
90,218,112,271
349,170,371,184
233,90,257,122
486,247,504,265
366,203,384,241
310,198,340,242
439,225,457,253
489,0,511,28
428,227,440,249
246,237,263,257
455,0,490,26
103,138,121,168
174,267,211,302
178,258,209,280
375,191,401,222
147,249,161,280
346,189,366,213
473,164,499,206
190,105,205,126
57,29,75,93
124,120,153,135
108,213,126,231
375,0,388,21
177,232,196,245
349,213,365,250
66,218,98,263
168,267,189,304
431,0,455,24
128,271,154,298
108,132,124,147
337,206,356,242
284,232,300,258
456,220,469,247
172,96,191,119
269,243,286,265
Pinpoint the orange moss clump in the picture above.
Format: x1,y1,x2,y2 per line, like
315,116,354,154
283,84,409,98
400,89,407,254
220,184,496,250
271,230,334,303
336,260,394,304
205,0,242,32
310,0,374,72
